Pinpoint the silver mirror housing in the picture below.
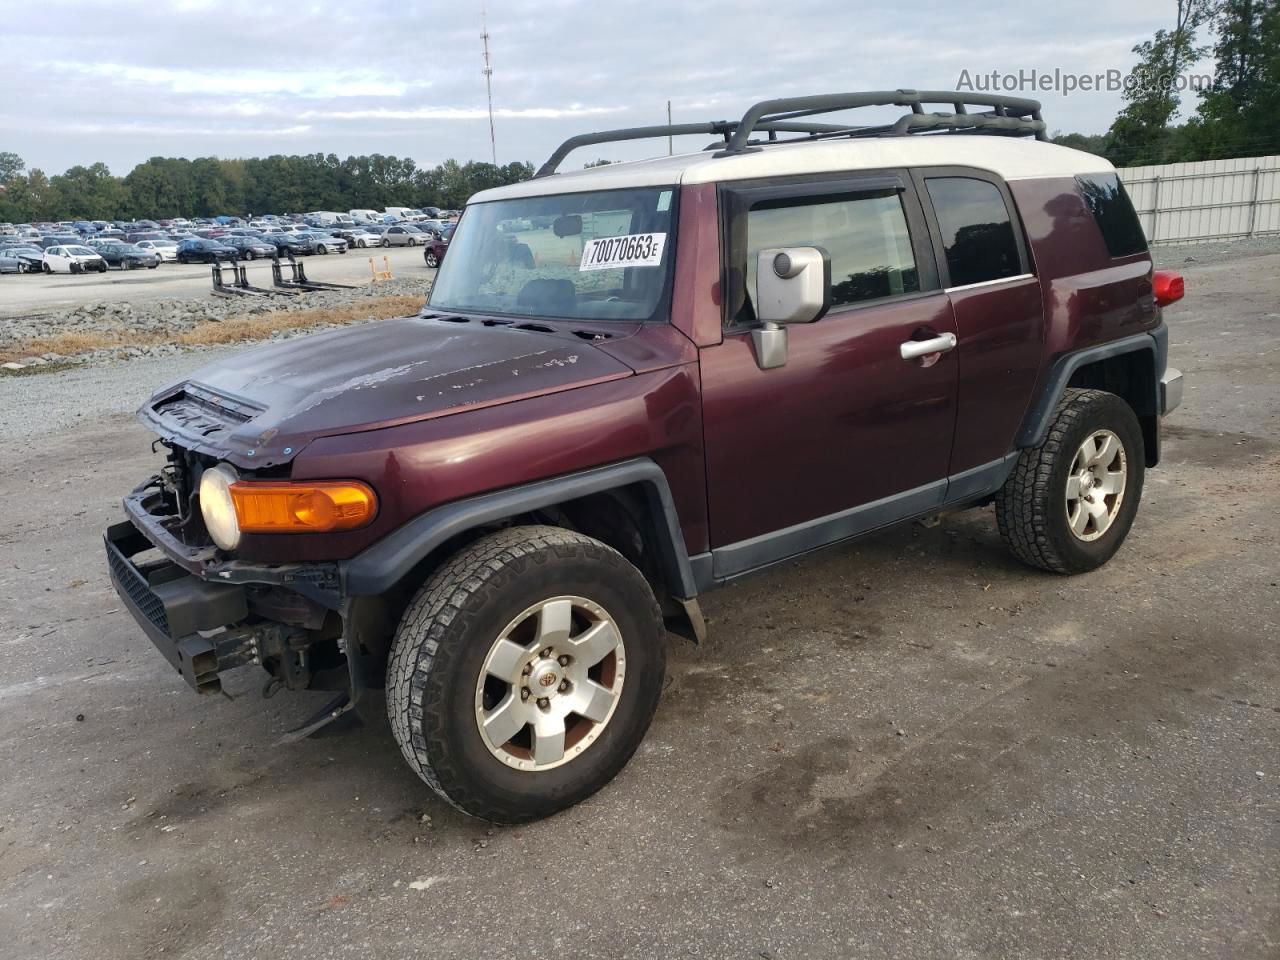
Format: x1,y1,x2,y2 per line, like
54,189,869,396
755,246,831,324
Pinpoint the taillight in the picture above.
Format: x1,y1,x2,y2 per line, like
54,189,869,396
1153,270,1184,307
230,481,377,534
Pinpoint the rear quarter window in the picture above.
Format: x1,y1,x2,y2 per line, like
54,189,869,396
1076,173,1148,258
924,177,1022,288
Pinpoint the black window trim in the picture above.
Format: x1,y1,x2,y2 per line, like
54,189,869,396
718,168,942,329
909,166,1034,290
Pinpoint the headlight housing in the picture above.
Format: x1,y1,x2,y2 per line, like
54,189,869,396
199,463,241,551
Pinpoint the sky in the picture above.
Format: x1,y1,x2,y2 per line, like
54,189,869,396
0,0,1182,176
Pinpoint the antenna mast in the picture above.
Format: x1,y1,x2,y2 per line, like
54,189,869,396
481,7,497,165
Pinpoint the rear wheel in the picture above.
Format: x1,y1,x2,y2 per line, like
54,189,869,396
42,262,52,274
425,251,439,268
386,525,666,823
996,388,1144,574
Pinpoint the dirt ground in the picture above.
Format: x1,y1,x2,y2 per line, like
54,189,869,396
0,245,1277,959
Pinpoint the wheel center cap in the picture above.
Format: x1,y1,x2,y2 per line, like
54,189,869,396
531,661,561,697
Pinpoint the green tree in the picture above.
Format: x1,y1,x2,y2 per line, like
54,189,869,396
1103,0,1213,165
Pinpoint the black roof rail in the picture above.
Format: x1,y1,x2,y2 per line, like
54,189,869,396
534,89,1047,178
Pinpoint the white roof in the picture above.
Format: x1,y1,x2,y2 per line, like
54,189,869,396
472,136,1114,203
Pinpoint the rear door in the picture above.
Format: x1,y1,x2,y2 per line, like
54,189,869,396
912,169,1045,478
699,171,959,578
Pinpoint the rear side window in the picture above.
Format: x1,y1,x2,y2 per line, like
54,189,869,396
741,190,920,321
925,177,1022,287
1076,173,1147,257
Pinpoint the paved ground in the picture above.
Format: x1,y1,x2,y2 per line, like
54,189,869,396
0,245,1277,959
0,244,432,317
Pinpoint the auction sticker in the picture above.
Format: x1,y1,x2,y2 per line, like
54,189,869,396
579,232,666,272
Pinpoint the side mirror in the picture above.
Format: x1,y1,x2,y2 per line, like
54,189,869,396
750,246,831,370
755,246,830,324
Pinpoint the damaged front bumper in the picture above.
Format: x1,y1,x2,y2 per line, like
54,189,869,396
105,476,343,695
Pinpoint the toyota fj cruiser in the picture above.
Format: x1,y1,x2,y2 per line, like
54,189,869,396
106,90,1185,823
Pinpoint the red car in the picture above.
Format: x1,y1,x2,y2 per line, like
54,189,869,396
107,89,1183,823
422,228,450,268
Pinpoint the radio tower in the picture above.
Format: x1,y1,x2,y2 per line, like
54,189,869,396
481,7,497,165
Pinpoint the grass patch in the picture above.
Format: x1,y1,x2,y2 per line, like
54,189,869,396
0,295,425,364
0,360,79,377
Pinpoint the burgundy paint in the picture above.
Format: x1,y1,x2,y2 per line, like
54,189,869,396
946,277,1044,474
699,293,959,546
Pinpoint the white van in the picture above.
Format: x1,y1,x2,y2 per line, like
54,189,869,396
384,207,420,221
312,211,355,226
349,209,380,222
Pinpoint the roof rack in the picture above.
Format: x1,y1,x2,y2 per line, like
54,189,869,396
534,89,1047,178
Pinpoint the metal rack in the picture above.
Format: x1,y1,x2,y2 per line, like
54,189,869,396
535,89,1047,178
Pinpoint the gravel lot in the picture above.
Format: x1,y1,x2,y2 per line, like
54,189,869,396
0,239,1276,959
0,243,434,319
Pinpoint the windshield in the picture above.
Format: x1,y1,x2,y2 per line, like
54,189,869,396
429,187,676,322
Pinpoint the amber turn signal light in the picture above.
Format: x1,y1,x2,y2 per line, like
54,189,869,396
230,481,377,534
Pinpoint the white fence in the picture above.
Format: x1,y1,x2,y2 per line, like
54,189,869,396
1117,154,1280,244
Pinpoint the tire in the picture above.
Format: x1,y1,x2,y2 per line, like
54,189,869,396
42,262,52,274
382,238,390,248
317,244,327,255
996,388,1144,574
408,237,417,246
386,525,666,824
425,251,439,268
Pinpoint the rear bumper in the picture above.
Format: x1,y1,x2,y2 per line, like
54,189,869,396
1160,367,1183,415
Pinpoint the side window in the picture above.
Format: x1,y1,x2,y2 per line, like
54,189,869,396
740,190,919,323
925,177,1022,288
1076,173,1148,257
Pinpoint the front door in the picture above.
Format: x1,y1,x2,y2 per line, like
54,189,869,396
700,172,959,579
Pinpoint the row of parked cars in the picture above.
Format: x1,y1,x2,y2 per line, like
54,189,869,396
0,210,459,276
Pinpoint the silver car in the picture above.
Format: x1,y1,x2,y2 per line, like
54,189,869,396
0,246,44,274
383,224,430,247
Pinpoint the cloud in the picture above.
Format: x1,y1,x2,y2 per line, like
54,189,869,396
2,0,1180,173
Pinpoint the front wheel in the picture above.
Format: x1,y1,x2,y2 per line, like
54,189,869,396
424,251,439,268
386,526,666,823
407,237,418,246
316,244,327,255
996,388,1144,574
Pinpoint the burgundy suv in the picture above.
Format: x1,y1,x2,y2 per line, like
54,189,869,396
106,91,1184,823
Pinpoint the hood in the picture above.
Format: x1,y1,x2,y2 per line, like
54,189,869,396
137,315,635,468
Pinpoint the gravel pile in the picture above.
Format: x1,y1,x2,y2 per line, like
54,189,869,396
0,275,432,368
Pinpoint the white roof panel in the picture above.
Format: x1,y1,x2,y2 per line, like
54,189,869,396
472,136,1114,204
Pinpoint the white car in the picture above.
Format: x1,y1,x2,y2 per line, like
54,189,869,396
41,245,107,274
345,227,384,248
135,239,179,262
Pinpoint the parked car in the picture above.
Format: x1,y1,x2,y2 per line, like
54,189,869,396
260,233,315,256
126,231,167,244
135,239,179,262
175,238,237,264
38,234,81,249
41,244,107,273
108,90,1191,827
219,236,278,260
97,242,162,270
297,231,347,255
422,230,450,268
0,245,44,274
326,225,383,249
383,224,430,246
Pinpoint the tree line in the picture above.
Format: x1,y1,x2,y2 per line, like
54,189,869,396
0,152,534,223
1052,0,1279,166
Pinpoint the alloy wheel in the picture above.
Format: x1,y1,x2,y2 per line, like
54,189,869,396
474,596,626,772
1065,429,1127,541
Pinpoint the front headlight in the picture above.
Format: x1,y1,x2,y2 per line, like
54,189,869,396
199,463,241,551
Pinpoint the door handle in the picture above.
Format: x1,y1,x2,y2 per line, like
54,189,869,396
900,332,957,361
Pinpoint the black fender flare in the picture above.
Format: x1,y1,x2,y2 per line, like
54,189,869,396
1015,325,1167,450
340,458,700,602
